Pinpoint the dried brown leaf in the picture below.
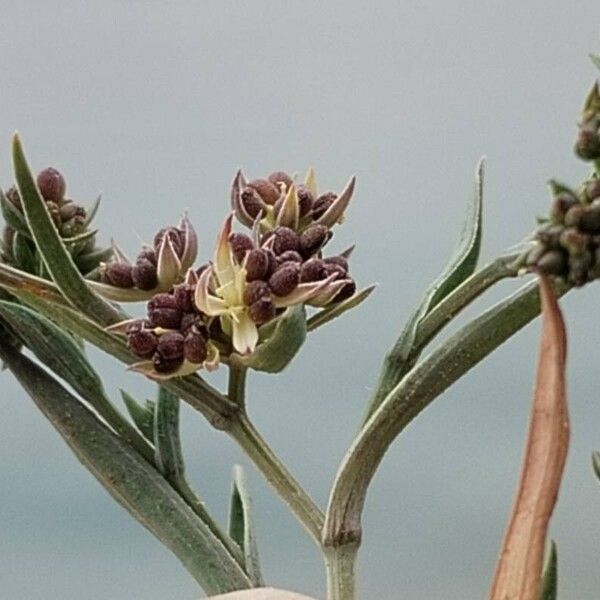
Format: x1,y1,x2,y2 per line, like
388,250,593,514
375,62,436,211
489,275,569,600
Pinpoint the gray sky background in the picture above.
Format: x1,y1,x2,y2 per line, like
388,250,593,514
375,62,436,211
1,1,600,599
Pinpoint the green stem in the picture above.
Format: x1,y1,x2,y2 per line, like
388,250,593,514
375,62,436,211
229,410,324,545
325,544,358,600
228,365,248,407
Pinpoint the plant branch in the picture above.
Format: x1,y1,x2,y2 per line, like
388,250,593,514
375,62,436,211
324,277,569,547
325,544,358,600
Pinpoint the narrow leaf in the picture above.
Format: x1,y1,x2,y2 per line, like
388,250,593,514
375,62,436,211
0,342,252,595
12,134,122,325
539,540,558,600
229,465,264,586
0,300,153,463
592,451,600,481
0,188,31,237
12,232,37,273
306,284,376,332
121,389,155,443
489,275,569,600
83,194,102,228
590,54,600,72
233,305,307,373
154,386,185,481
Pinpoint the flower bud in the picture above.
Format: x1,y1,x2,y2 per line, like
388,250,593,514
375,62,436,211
229,232,255,263
138,247,157,265
568,251,593,286
240,187,266,219
550,193,578,223
249,297,276,324
331,279,357,303
154,227,184,256
312,192,336,220
127,326,158,359
184,330,208,363
271,226,300,255
535,224,563,249
245,248,271,281
323,261,346,279
148,293,182,329
248,178,280,206
564,203,586,227
173,283,195,313
37,167,66,203
324,255,349,273
299,224,330,257
180,313,207,335
559,228,590,255
132,258,158,290
585,179,600,201
300,258,327,282
277,250,303,264
59,201,85,222
102,262,134,288
243,280,271,306
296,185,314,217
156,331,185,361
536,250,567,277
269,261,300,296
268,171,293,191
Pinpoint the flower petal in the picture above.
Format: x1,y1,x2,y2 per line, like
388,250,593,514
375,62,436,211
231,170,255,228
232,311,259,355
194,265,229,316
203,342,221,371
104,317,142,335
214,214,236,288
315,176,356,228
272,273,337,307
304,167,318,197
307,278,350,307
178,214,198,270
89,280,155,302
157,233,182,290
275,184,299,229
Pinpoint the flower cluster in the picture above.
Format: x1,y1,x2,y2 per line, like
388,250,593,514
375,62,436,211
575,81,600,161
110,168,362,378
526,178,600,285
1,167,110,276
94,217,197,300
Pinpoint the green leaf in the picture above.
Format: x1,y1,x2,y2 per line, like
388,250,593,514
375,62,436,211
154,386,185,481
121,389,155,443
590,53,600,72
12,134,122,326
0,341,252,595
229,465,264,586
76,245,113,275
12,232,37,273
592,451,600,481
307,284,376,332
539,540,557,600
394,158,484,362
83,194,102,228
0,188,30,238
0,300,153,463
235,305,307,373
63,228,98,246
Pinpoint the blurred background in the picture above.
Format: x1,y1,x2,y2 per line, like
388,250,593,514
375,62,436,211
1,1,599,598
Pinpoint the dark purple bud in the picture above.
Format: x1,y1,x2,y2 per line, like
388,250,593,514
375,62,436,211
138,247,157,265
37,167,66,203
184,330,208,363
153,353,184,374
324,255,349,273
154,227,184,256
269,262,300,296
156,331,185,361
277,250,303,264
245,249,270,281
240,187,266,219
229,232,255,264
268,171,293,190
296,185,314,217
102,262,134,288
180,313,207,335
127,327,158,359
5,186,21,210
535,251,567,277
299,224,330,257
132,259,158,290
272,226,300,255
311,192,336,220
586,179,600,201
339,279,357,300
568,251,593,286
173,284,195,313
243,280,271,306
564,204,586,227
300,258,327,282
579,205,600,233
323,262,346,279
575,128,600,161
249,297,276,324
58,201,86,222
263,248,277,277
559,228,590,255
148,293,182,329
550,193,578,224
248,178,280,206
